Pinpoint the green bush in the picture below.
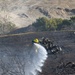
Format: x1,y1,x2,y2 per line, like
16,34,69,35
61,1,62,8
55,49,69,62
48,18,63,30
32,17,63,31
57,19,72,30
70,16,75,22
32,17,48,31
32,16,75,31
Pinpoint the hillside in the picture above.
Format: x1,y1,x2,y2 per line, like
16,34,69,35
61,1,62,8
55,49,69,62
0,31,75,75
0,0,75,28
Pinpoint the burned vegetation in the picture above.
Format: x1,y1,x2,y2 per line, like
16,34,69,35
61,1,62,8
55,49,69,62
0,31,75,75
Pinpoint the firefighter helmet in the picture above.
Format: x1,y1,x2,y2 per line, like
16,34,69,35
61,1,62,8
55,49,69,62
33,38,39,43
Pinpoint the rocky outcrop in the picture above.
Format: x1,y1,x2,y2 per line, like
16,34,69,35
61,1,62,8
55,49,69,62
35,7,51,18
65,8,75,14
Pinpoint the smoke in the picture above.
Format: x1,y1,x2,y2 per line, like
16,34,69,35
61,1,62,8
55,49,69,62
0,43,47,75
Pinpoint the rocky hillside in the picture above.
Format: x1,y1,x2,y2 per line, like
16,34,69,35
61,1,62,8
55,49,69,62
0,0,75,28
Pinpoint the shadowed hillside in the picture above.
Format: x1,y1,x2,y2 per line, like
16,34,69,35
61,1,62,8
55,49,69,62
0,31,75,75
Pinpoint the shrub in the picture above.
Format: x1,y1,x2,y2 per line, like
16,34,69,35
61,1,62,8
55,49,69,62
32,16,75,31
0,21,16,34
32,17,48,31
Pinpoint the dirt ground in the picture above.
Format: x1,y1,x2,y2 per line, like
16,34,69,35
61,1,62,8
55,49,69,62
0,31,75,75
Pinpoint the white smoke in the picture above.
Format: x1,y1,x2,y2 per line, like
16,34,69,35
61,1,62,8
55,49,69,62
0,43,48,75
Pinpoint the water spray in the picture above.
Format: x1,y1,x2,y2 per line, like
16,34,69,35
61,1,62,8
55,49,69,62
28,43,48,75
0,43,48,75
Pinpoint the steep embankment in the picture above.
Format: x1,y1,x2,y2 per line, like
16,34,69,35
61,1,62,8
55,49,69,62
0,31,75,75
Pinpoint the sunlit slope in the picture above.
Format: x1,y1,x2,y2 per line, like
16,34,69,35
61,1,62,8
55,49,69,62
0,0,75,27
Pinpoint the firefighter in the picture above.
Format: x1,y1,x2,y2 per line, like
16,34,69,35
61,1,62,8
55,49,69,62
32,37,62,54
